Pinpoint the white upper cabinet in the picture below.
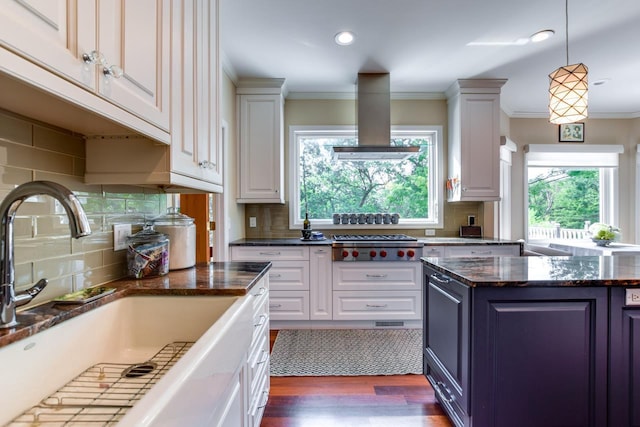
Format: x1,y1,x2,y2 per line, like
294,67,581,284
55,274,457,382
446,79,506,202
0,0,96,90
0,0,170,141
95,0,170,131
237,79,286,203
84,0,222,193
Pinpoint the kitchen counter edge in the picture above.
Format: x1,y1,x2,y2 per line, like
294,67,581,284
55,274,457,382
230,237,522,247
422,255,640,288
0,261,272,348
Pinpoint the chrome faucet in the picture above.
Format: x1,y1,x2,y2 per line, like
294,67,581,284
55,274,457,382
0,181,91,328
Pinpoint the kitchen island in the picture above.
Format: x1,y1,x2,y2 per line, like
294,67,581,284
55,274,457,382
422,255,640,427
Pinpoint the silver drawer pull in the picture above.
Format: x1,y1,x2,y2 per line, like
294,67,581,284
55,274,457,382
269,304,282,309
366,304,388,308
366,274,388,278
257,389,270,409
259,251,281,256
253,287,267,297
257,350,269,365
433,380,454,404
430,274,450,284
254,314,267,327
470,250,492,255
269,274,282,278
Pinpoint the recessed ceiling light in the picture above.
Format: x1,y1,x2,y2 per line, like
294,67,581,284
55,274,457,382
530,29,555,43
335,31,355,46
592,78,611,86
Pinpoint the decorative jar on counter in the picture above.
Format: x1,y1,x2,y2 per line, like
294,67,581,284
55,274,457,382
126,225,169,278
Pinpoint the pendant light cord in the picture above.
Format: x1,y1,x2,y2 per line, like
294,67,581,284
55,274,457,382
565,0,569,65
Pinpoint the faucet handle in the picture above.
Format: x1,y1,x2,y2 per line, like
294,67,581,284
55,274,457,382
15,278,48,307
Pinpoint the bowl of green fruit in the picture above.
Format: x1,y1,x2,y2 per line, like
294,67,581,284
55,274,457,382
591,228,616,246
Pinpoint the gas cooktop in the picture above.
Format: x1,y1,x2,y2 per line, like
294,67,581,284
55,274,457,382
332,234,417,241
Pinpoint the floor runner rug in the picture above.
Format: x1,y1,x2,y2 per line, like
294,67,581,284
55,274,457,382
270,329,422,376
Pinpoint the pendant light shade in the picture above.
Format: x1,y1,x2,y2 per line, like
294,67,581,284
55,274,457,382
548,0,587,124
549,63,588,124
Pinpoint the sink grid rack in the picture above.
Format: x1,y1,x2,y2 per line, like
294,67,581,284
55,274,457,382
8,341,194,426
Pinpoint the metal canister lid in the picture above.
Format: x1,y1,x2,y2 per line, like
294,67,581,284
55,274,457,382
126,225,169,244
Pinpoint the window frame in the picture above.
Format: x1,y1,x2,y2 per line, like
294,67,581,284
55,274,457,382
524,144,623,242
288,125,444,229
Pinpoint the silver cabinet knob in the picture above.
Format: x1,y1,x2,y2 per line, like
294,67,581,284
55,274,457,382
82,50,105,65
103,65,123,78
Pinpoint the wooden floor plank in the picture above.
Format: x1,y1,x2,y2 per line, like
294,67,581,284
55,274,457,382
262,331,453,427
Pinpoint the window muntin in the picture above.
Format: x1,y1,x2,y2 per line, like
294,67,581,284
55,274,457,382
289,126,443,229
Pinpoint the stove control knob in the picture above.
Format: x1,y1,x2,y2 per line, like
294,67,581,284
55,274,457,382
380,250,387,258
407,250,416,258
369,250,377,258
397,250,405,257
352,250,359,258
342,250,349,258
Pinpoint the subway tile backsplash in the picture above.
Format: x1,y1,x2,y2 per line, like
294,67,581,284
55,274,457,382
0,109,166,309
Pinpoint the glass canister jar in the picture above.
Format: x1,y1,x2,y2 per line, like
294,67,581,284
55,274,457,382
126,225,169,278
152,207,196,270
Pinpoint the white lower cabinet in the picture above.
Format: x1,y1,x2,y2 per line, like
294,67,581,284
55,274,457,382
332,262,422,321
310,247,333,320
243,276,270,427
444,244,520,257
333,291,422,320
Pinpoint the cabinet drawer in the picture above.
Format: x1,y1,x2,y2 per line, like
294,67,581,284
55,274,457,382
231,246,309,261
425,361,468,427
332,291,422,320
445,245,519,257
333,263,420,291
269,261,309,291
269,291,309,320
423,246,445,258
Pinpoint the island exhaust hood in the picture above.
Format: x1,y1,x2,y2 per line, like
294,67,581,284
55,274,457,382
332,73,419,161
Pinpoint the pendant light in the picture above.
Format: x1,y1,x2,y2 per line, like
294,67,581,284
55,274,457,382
548,0,588,124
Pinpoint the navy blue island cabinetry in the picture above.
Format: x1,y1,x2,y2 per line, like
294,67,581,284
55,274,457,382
422,255,640,427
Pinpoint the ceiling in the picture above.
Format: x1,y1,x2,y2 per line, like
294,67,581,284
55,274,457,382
220,0,640,119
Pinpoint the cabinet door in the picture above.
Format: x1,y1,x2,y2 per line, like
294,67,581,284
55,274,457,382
310,247,332,320
423,267,470,427
97,0,170,130
472,287,608,427
0,0,96,90
456,93,500,200
237,93,284,203
609,288,640,427
170,0,222,185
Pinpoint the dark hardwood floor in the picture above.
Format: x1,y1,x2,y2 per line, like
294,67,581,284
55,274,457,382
261,330,453,427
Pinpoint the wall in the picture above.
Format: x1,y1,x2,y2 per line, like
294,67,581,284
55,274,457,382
508,117,640,242
0,109,167,309
220,70,244,250
242,97,484,239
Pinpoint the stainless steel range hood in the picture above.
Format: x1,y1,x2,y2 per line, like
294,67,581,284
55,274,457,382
333,73,419,161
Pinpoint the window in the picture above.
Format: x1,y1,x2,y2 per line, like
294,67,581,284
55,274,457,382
289,125,443,229
525,144,623,242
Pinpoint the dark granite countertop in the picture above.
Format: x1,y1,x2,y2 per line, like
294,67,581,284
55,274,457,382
0,261,271,348
423,255,640,287
230,237,522,247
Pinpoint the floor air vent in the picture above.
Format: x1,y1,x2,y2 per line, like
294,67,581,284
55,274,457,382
375,321,404,327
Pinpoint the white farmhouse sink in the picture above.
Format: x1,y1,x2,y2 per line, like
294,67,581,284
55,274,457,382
0,295,253,426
